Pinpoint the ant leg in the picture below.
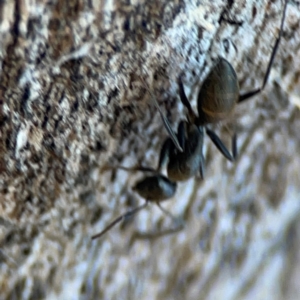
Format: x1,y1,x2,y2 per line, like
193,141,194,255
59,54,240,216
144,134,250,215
198,126,205,179
132,202,184,240
206,128,235,162
238,0,287,103
140,77,183,152
224,125,238,159
157,138,173,172
102,164,159,175
156,202,182,223
178,78,198,122
199,155,205,179
91,201,149,240
158,120,187,172
177,120,187,151
232,133,238,159
153,97,183,152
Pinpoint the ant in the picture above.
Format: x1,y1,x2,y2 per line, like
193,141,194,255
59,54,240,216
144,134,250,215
154,0,288,170
91,0,287,240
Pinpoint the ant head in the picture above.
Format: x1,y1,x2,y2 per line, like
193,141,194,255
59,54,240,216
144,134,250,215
133,174,177,201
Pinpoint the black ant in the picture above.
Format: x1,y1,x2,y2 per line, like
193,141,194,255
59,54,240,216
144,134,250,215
156,0,288,170
91,0,287,240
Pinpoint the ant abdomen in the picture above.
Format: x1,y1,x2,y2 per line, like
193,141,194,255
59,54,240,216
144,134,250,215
197,58,239,125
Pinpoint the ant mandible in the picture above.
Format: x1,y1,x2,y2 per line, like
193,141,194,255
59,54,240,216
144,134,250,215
91,1,287,240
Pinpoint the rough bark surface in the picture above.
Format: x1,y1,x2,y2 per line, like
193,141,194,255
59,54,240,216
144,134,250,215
0,0,300,299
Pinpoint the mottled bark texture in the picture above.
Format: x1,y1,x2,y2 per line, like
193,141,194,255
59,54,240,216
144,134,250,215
0,0,300,299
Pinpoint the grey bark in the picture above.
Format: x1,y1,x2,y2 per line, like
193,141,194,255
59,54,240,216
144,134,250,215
0,0,300,299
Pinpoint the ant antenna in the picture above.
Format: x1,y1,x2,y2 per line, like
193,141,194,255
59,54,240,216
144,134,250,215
91,201,149,240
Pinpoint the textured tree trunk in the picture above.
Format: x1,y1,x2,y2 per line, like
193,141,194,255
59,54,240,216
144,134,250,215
0,0,300,299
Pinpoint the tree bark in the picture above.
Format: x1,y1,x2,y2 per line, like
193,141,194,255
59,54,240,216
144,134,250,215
0,0,300,299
